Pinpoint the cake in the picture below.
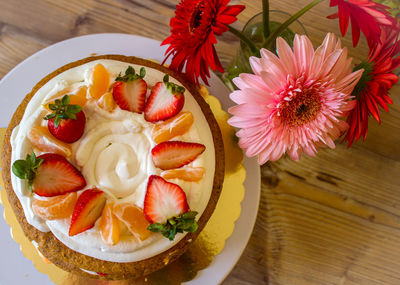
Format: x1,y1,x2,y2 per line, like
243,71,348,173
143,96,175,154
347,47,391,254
1,55,224,280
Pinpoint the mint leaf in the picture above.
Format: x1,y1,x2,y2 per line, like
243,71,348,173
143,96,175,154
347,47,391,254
147,211,198,241
12,160,29,179
12,151,44,188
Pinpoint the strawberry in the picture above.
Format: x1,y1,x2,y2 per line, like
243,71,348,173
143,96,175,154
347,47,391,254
144,74,185,122
151,141,205,170
69,188,107,236
144,175,199,241
45,95,86,143
143,175,189,224
12,152,86,197
112,66,147,113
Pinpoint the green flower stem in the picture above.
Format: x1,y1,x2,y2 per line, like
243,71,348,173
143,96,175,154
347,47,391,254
262,0,270,38
264,0,325,49
228,25,260,56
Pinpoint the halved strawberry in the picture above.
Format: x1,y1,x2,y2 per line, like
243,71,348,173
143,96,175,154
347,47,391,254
45,95,86,143
32,153,86,197
143,175,189,224
112,66,147,113
69,188,107,236
144,75,185,122
151,141,205,170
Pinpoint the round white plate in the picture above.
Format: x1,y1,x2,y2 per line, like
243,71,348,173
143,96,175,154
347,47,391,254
0,33,260,285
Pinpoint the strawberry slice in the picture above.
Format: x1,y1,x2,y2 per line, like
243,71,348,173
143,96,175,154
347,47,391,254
143,175,189,224
69,188,107,236
112,66,147,113
151,141,205,170
144,75,185,122
32,153,86,197
45,95,86,143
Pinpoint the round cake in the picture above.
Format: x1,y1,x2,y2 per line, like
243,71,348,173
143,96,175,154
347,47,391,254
1,55,224,280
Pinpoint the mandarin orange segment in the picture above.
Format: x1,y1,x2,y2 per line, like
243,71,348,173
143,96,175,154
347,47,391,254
31,192,77,220
161,167,205,182
42,86,71,110
69,85,88,107
97,92,116,112
152,112,194,144
27,126,72,157
99,203,120,246
113,203,151,241
89,63,110,99
43,86,88,111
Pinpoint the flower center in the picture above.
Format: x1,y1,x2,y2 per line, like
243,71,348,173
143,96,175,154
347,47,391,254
352,61,374,99
189,2,204,33
278,88,321,126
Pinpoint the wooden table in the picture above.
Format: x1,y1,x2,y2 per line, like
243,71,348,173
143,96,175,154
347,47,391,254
1,0,399,284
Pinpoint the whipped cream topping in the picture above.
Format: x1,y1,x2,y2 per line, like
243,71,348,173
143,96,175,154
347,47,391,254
10,59,216,262
74,104,156,201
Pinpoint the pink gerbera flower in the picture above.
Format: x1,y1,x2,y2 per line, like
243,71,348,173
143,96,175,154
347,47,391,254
228,33,363,164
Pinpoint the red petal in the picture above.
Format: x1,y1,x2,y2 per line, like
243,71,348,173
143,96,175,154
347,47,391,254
217,14,238,25
364,91,381,123
221,5,245,17
327,12,339,19
382,94,393,104
374,94,389,111
330,0,340,7
350,14,361,47
338,4,350,37
360,103,369,141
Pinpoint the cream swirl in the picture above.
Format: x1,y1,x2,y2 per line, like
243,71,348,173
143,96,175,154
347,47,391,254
74,103,157,203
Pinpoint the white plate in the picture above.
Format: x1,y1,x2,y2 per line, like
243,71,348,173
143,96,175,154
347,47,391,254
0,34,260,285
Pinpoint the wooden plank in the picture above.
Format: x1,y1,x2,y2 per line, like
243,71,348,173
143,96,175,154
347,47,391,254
0,23,49,77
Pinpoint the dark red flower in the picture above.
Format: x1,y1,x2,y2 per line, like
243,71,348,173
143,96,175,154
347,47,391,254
161,0,245,85
328,0,396,47
344,26,400,147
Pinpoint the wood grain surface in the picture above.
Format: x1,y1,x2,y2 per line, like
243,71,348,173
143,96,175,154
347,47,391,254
0,0,399,284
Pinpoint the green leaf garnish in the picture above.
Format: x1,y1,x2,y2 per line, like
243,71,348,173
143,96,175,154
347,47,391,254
147,211,198,241
163,74,169,83
12,151,44,191
44,95,81,128
162,73,185,94
116,66,146,82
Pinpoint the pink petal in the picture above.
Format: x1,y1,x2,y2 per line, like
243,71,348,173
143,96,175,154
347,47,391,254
276,37,297,75
249,56,262,75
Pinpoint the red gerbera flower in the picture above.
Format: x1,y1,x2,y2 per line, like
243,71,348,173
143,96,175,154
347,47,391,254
161,0,245,85
344,26,400,147
328,0,396,47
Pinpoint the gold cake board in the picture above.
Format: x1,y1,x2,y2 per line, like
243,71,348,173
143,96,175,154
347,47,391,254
0,91,245,284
